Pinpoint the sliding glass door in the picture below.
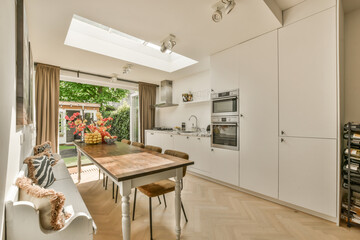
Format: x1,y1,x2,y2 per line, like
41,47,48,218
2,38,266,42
130,92,140,142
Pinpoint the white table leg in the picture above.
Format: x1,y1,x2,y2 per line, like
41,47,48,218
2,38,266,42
120,180,131,240
77,149,81,182
175,168,183,240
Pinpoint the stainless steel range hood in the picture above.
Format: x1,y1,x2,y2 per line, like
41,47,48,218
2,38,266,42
154,80,178,108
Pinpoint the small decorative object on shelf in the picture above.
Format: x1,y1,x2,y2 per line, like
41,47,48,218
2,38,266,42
66,111,117,144
182,89,211,104
342,122,360,227
182,92,193,102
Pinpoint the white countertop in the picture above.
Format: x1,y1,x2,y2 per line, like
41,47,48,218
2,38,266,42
145,129,211,138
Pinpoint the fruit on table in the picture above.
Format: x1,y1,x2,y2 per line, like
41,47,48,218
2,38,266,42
85,131,102,144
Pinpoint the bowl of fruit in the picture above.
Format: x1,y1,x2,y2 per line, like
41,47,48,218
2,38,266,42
104,135,117,144
85,131,102,144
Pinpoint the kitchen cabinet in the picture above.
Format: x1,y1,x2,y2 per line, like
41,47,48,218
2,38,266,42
279,8,337,139
238,31,279,198
210,46,239,92
279,137,337,217
145,131,162,150
161,133,174,152
210,148,239,186
189,137,211,173
173,135,211,175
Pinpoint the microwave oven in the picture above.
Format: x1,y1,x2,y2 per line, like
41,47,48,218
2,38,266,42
211,89,239,116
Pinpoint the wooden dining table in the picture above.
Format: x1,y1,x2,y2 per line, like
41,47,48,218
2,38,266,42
74,141,194,240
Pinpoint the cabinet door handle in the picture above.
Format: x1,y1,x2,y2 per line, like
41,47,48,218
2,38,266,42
151,133,154,135
211,149,214,151
281,130,285,135
281,138,285,142
197,138,201,140
170,135,173,137
240,114,244,117
187,136,189,139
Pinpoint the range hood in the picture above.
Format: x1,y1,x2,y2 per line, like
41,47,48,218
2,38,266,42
154,80,178,108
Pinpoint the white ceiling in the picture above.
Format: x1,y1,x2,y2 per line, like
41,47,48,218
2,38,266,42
274,0,304,10
343,0,360,13
26,0,301,84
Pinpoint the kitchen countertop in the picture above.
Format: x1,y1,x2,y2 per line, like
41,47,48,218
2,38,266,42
145,129,211,138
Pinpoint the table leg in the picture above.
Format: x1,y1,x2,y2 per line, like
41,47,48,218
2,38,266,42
77,149,81,182
120,181,131,240
175,168,183,240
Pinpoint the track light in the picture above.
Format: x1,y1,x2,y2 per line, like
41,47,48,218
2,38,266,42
212,8,223,23
223,0,236,14
212,0,236,23
122,64,132,74
160,34,176,53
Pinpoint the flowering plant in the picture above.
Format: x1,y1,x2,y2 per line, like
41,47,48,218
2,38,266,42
65,112,87,136
65,111,115,142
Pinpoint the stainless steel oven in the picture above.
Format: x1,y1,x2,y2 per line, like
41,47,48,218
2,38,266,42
211,89,239,116
211,116,239,151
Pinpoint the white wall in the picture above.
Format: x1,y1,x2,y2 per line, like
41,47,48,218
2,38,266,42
0,0,36,238
344,8,360,122
155,71,211,130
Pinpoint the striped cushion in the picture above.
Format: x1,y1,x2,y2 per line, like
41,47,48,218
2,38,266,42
24,154,55,188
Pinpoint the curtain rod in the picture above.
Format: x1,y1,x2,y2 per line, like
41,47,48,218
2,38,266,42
34,62,159,87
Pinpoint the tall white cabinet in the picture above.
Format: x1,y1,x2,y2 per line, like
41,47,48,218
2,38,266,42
279,8,337,139
210,46,239,92
238,31,279,199
278,8,337,217
209,5,339,220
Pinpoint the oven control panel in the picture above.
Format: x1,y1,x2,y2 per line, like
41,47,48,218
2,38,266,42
211,116,238,123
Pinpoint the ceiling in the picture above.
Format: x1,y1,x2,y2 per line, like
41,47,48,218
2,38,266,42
26,0,302,84
343,0,360,13
274,0,304,10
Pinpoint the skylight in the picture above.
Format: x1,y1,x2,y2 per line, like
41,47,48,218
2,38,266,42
64,15,198,73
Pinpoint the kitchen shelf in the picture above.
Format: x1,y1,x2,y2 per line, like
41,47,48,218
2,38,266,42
342,122,360,227
182,99,210,104
180,89,211,105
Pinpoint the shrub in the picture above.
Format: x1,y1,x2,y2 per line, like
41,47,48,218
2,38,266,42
104,104,130,141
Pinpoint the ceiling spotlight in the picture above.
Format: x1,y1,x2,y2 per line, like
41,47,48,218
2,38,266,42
212,0,236,22
223,0,236,14
160,34,176,53
212,8,223,23
123,64,132,74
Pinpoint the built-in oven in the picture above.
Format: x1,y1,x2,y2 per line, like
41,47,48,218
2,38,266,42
211,116,239,151
211,89,239,116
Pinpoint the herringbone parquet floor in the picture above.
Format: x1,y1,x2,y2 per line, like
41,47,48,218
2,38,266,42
71,166,360,240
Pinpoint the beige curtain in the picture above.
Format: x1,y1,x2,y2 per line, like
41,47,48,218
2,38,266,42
139,82,157,143
35,63,60,153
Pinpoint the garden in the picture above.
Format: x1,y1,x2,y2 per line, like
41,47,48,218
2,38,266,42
59,81,132,167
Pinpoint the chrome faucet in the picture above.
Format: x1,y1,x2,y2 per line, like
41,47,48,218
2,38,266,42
189,115,200,131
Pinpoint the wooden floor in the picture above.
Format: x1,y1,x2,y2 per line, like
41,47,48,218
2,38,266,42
71,166,360,240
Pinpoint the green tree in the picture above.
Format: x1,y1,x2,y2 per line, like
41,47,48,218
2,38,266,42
59,81,129,110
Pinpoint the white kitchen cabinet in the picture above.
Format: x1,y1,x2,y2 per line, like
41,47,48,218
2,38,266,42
210,148,239,186
145,131,162,149
189,137,211,174
279,137,337,217
238,31,279,198
279,8,337,139
161,133,174,152
173,135,211,175
210,46,239,92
